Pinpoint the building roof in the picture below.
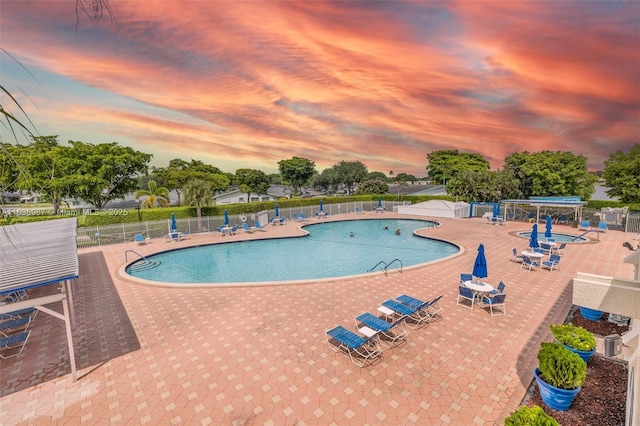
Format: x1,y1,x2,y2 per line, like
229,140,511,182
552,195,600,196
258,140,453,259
0,218,79,294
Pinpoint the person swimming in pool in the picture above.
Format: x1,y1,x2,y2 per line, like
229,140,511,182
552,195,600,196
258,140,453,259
349,232,354,237
395,228,401,235
383,226,389,230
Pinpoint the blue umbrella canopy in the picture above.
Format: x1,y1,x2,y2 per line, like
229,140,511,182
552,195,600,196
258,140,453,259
224,209,229,225
472,243,488,281
275,203,280,217
530,223,539,248
545,216,553,238
319,200,323,212
170,212,177,231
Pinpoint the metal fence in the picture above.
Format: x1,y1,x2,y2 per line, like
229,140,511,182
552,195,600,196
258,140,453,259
76,200,410,248
625,211,640,234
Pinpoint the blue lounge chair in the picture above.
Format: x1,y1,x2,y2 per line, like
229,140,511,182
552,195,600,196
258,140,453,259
396,294,443,320
579,220,591,231
242,222,256,233
253,220,267,232
355,312,407,347
379,300,428,328
292,213,300,222
597,222,608,232
134,233,149,245
299,213,309,224
0,316,31,336
456,286,476,310
0,330,31,359
325,325,382,367
558,214,568,224
355,207,365,214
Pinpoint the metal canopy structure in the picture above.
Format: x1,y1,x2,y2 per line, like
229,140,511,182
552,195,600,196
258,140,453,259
0,217,79,380
500,196,586,223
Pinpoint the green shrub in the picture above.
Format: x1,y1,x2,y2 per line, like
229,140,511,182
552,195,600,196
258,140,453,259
537,342,586,389
550,323,596,352
504,405,559,426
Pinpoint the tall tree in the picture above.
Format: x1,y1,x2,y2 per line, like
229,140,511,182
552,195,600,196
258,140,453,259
234,168,270,202
277,157,316,194
602,144,640,203
331,161,368,195
504,151,597,200
134,179,170,208
182,178,213,231
153,159,226,203
426,150,490,185
63,141,151,209
355,179,389,195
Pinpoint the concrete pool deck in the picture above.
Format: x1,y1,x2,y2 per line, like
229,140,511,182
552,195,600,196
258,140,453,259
1,213,634,425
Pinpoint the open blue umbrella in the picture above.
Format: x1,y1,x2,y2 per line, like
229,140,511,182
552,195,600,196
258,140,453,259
170,212,177,231
275,203,279,218
545,216,553,238
224,209,229,225
530,223,539,248
319,200,323,212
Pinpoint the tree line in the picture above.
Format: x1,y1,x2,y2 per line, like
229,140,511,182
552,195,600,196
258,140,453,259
2,136,639,216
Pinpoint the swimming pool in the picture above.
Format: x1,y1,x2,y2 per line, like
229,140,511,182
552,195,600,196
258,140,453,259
125,219,460,285
517,231,588,243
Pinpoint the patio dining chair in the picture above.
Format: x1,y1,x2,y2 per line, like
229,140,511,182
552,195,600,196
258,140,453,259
511,248,524,263
541,254,561,271
456,286,476,310
482,293,507,317
490,281,506,295
521,256,539,271
460,273,473,284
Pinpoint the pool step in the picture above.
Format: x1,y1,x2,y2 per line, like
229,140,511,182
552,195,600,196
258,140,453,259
128,260,161,272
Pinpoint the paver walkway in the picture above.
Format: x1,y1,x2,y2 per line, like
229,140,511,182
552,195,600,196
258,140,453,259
0,213,634,425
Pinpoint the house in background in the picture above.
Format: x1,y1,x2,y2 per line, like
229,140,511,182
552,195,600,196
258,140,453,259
214,185,290,205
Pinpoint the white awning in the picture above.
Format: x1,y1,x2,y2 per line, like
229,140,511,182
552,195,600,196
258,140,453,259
0,217,79,294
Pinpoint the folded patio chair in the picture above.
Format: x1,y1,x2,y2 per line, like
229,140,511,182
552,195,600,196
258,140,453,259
325,325,382,367
355,312,407,347
482,293,507,317
456,286,476,310
0,330,31,359
253,220,268,231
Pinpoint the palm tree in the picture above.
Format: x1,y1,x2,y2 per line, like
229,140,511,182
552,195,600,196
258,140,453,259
182,179,213,231
135,180,170,208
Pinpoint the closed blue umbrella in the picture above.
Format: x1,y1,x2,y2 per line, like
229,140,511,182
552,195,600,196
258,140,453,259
472,243,488,282
530,223,539,248
275,203,279,218
319,200,323,212
170,212,177,231
378,197,382,208
224,209,229,225
545,216,553,238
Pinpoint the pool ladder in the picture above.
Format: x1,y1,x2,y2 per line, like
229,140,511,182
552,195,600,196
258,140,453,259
368,258,403,276
124,250,160,272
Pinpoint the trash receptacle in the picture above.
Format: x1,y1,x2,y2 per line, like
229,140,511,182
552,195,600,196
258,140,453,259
604,334,622,357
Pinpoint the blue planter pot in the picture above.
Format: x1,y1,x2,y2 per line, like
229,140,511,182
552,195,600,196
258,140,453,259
562,343,595,363
579,306,603,321
534,368,581,411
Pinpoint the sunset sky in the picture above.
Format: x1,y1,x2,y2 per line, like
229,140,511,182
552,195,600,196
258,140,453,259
1,1,638,178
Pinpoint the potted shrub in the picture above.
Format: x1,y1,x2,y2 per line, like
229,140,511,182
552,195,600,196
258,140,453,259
579,306,603,321
534,342,587,411
504,405,559,426
550,323,597,362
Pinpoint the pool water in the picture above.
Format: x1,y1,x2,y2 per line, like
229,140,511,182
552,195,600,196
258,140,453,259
126,219,459,284
518,231,587,243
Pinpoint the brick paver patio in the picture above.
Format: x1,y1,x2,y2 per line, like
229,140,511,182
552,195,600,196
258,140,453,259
0,213,634,425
